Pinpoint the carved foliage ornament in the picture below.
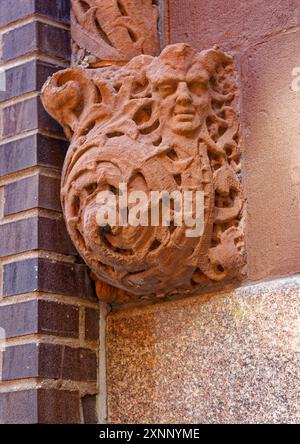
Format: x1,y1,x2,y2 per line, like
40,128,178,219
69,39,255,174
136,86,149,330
42,43,246,304
71,0,160,65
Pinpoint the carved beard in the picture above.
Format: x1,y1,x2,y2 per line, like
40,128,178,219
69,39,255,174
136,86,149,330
42,43,246,303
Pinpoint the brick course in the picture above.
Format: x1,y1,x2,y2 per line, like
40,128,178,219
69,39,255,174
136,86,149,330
3,258,95,299
82,395,98,424
0,60,62,102
0,389,80,424
0,134,68,176
85,307,100,341
0,0,99,424
0,0,70,27
0,299,79,339
0,216,76,256
2,96,63,137
4,175,61,215
2,343,97,381
2,21,70,62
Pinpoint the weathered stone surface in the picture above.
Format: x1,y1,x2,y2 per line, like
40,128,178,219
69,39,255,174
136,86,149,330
42,43,246,304
168,0,300,52
106,276,300,424
71,0,159,65
242,30,300,281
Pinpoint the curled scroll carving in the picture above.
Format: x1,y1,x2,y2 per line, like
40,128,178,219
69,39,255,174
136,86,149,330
71,0,160,66
42,43,246,304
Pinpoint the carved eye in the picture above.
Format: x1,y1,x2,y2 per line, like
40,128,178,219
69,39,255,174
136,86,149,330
188,80,207,95
85,183,98,194
157,82,177,98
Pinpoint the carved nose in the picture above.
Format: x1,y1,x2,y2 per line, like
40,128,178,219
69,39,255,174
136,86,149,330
175,82,192,105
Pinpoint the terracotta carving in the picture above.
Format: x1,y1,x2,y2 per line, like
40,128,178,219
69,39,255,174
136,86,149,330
71,0,160,66
42,43,246,304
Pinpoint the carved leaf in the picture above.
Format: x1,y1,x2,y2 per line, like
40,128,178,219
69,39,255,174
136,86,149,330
71,0,160,65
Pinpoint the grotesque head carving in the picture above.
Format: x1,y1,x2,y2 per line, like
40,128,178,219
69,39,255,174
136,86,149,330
42,43,246,304
147,45,212,136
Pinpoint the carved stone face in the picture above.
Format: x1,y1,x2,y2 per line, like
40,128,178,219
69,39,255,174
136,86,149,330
153,70,210,135
146,44,213,136
41,43,246,304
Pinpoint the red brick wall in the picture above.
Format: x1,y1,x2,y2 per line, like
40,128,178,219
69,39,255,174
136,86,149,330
0,0,99,424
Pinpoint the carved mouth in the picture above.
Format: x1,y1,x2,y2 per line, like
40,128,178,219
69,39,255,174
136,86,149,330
175,113,195,122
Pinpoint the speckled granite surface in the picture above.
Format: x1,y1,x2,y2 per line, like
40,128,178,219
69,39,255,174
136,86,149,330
106,276,300,423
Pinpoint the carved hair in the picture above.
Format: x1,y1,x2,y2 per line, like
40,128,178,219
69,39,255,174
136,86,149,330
42,44,246,304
